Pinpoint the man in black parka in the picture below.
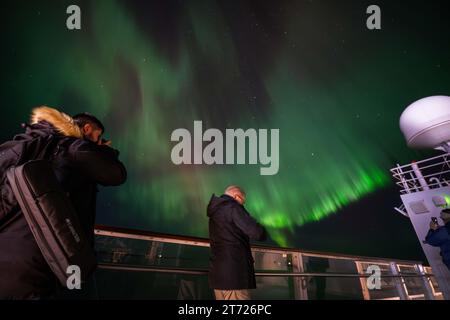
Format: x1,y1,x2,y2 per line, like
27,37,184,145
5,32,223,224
0,106,127,299
207,185,267,300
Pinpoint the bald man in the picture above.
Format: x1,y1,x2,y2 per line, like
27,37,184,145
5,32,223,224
207,186,267,300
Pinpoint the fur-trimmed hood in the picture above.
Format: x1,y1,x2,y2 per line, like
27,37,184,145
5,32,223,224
30,106,83,138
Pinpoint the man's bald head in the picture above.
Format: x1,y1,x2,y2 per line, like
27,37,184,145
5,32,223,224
225,185,246,205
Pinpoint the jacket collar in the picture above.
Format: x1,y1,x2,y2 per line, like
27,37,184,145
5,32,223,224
30,106,83,138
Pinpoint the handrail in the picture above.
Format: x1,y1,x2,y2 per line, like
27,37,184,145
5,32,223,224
390,153,450,195
390,153,450,171
391,161,450,176
97,263,435,278
392,168,450,183
94,225,424,265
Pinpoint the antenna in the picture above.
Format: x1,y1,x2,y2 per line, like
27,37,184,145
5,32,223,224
400,95,450,151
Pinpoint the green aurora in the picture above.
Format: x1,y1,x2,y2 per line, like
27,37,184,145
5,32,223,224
1,0,448,248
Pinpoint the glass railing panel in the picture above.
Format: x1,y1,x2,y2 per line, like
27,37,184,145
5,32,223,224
94,269,213,299
358,262,400,300
252,250,295,299
397,264,425,297
424,266,442,297
95,235,211,269
302,255,364,299
96,235,153,265
145,241,210,269
305,275,365,300
253,250,291,271
252,276,295,299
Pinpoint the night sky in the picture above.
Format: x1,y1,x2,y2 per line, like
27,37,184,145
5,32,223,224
1,0,449,262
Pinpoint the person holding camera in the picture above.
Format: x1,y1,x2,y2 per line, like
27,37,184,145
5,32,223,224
0,106,127,299
425,208,450,271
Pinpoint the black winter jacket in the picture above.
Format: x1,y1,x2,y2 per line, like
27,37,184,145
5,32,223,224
207,194,266,290
0,107,126,299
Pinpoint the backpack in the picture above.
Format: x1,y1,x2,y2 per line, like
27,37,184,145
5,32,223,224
0,133,60,226
0,131,97,285
7,160,97,286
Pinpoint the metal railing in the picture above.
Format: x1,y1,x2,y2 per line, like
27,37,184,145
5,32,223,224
97,263,431,278
93,225,443,300
390,153,450,194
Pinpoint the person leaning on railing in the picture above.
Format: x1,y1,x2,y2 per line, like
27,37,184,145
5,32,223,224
206,185,267,300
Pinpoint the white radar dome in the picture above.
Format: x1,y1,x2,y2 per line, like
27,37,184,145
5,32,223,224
400,95,450,150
